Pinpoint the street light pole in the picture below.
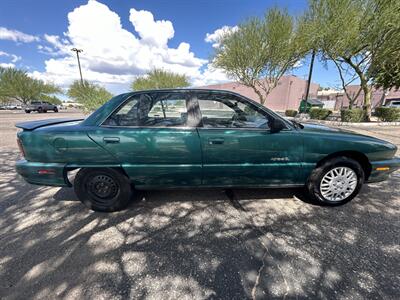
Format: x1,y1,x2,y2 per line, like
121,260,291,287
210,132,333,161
304,49,316,112
71,48,84,85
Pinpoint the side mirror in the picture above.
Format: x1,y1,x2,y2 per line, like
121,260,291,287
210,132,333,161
270,118,286,133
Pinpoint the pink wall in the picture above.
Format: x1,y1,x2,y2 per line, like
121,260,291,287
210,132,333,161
197,75,319,111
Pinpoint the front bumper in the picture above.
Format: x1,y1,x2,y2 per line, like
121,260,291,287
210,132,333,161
16,159,71,187
367,157,400,183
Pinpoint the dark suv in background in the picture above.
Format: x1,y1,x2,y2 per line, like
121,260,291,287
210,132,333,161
25,101,58,113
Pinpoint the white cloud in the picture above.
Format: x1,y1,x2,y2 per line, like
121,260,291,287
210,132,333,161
129,8,174,47
0,62,15,68
192,64,230,87
294,60,303,68
205,25,238,48
0,27,40,43
0,50,21,64
30,0,230,92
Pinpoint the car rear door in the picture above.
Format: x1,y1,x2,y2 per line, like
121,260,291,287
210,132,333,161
88,91,202,187
193,91,303,187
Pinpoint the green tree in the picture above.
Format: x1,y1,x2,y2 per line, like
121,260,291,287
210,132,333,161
41,94,62,105
0,67,60,104
367,8,400,90
212,8,307,105
305,0,400,118
68,80,113,112
131,69,190,91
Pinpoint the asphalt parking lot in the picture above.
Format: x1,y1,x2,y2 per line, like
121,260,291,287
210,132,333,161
0,110,399,299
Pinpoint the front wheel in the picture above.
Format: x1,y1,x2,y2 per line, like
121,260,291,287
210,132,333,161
25,110,31,113
54,107,58,112
74,168,133,212
306,157,364,206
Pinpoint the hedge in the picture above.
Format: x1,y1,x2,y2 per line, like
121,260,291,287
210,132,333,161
285,109,297,117
341,109,367,122
309,108,332,120
375,107,400,122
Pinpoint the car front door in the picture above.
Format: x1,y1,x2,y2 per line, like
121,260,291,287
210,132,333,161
193,91,303,187
88,91,202,187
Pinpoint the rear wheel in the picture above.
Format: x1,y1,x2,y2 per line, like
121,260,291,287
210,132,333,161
306,156,364,206
74,168,133,212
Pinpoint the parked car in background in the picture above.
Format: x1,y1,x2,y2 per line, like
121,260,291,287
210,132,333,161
25,101,58,113
2,104,22,110
385,99,400,108
15,89,400,212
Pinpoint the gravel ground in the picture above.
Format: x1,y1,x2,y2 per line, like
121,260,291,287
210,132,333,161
0,111,399,299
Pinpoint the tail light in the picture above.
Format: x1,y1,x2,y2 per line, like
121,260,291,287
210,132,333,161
17,138,26,157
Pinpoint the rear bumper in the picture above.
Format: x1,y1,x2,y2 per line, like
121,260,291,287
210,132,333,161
16,159,71,187
367,157,400,183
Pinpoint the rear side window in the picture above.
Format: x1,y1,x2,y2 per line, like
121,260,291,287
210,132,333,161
103,93,188,127
31,101,40,104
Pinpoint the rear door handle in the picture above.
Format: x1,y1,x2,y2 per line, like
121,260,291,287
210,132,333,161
103,137,120,144
208,138,224,145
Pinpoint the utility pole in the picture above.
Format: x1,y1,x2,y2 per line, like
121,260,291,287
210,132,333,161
304,49,316,112
71,48,84,85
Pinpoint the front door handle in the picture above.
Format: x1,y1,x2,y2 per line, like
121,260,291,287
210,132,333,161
208,138,224,145
103,137,120,144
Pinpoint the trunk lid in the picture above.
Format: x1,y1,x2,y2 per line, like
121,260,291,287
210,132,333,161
16,118,84,130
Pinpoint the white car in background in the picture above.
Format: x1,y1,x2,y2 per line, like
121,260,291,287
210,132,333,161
385,100,400,108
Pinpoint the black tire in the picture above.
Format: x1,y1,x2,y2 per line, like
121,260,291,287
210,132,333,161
74,168,133,212
54,107,58,112
306,156,364,206
25,110,31,113
38,107,43,113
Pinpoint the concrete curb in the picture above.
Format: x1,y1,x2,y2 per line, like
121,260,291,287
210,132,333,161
298,119,400,126
285,116,400,126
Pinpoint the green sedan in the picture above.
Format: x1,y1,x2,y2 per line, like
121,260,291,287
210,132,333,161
15,89,400,212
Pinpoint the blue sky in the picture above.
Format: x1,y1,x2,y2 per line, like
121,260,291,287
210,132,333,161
0,0,343,96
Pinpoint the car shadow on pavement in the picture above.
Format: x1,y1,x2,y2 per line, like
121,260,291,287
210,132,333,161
1,148,399,299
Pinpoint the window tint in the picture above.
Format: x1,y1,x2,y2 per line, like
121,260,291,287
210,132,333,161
31,101,40,104
197,95,270,129
103,93,188,127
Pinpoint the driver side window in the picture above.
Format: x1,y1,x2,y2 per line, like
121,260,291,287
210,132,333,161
198,96,270,129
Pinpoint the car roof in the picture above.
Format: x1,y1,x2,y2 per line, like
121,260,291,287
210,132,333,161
128,88,245,95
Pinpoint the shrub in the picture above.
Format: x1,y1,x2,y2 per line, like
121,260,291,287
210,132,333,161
285,109,297,117
341,109,367,122
375,107,400,122
309,107,332,120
